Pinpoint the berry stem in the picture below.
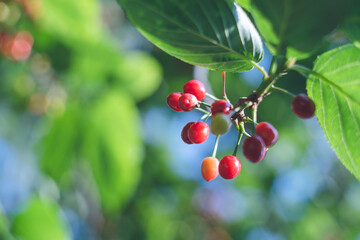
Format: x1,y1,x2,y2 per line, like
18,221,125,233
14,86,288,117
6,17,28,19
252,105,258,135
233,122,244,156
254,55,287,98
243,130,251,138
222,72,230,102
199,112,211,121
203,113,212,122
235,121,251,137
212,135,220,158
233,102,252,114
232,55,287,121
271,86,296,98
250,60,270,79
199,101,212,108
244,117,258,125
205,92,219,101
195,108,209,114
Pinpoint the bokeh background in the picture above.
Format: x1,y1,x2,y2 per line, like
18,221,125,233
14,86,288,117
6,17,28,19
0,0,359,239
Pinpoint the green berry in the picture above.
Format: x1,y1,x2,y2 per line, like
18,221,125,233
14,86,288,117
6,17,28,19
210,113,231,135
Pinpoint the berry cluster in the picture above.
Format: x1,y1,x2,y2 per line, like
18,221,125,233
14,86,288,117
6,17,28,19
166,76,316,182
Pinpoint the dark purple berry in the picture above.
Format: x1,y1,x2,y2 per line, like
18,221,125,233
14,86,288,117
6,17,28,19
181,122,195,144
242,136,266,163
291,94,315,118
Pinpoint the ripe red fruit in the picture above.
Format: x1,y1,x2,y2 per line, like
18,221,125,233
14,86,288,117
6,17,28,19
211,100,232,116
218,155,241,179
188,122,210,144
201,157,219,181
291,94,316,118
166,92,183,112
183,80,206,101
242,136,266,163
181,122,194,144
256,122,278,147
178,93,198,111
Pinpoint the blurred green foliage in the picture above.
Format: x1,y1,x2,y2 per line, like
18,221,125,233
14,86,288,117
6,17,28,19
11,197,70,240
0,0,359,240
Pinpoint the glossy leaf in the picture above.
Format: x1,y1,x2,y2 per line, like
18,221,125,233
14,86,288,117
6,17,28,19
82,91,143,213
11,197,70,240
118,0,263,72
306,44,360,180
249,0,353,58
235,0,251,12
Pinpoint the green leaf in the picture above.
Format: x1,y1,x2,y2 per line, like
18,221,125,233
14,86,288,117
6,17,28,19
306,44,360,180
118,0,263,72
249,0,353,58
40,103,81,185
82,91,143,213
11,197,70,240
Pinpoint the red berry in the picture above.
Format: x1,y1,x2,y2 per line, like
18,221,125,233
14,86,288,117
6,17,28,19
291,94,316,118
183,80,206,101
242,136,266,163
178,93,198,111
201,157,219,181
211,100,232,116
181,122,194,144
188,122,210,144
166,92,183,112
218,155,241,179
256,122,278,147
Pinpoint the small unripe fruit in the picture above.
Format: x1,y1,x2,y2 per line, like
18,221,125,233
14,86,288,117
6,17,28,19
201,157,219,181
291,94,315,118
218,155,241,179
242,136,266,163
256,122,278,147
188,122,210,144
183,80,206,101
178,93,198,111
210,113,231,135
166,92,183,112
211,100,232,116
181,122,194,144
